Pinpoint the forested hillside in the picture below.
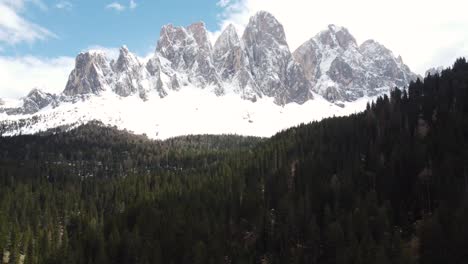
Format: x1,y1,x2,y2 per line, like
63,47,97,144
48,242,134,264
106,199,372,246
1,58,467,264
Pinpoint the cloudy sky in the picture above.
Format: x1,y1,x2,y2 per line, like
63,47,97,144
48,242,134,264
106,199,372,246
0,0,467,98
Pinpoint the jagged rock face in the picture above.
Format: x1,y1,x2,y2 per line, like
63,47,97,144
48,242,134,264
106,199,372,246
242,11,312,104
64,46,169,100
112,46,144,97
1,88,55,115
318,25,357,49
156,22,222,91
112,46,147,99
157,24,196,70
22,89,55,114
5,10,418,118
213,24,259,100
146,56,161,77
213,25,247,80
146,56,168,97
64,51,113,96
294,25,417,102
296,25,368,101
170,74,180,90
187,22,212,54
58,12,416,107
292,40,321,87
359,40,419,88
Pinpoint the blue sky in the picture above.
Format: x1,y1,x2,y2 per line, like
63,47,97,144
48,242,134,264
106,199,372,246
0,0,467,98
1,0,223,58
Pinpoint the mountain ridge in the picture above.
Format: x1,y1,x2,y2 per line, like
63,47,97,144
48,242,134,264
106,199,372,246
0,11,419,138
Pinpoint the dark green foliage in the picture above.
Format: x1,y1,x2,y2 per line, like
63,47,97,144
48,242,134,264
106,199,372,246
0,58,467,263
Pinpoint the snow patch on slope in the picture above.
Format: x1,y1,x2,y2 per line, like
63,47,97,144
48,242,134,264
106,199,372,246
1,87,377,139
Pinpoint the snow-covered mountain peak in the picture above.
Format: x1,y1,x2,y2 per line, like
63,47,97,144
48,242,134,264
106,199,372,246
0,87,56,115
63,51,113,96
293,24,417,102
113,45,142,73
214,24,241,50
244,11,288,48
80,49,107,56
213,24,245,76
359,39,394,58
22,88,55,114
186,21,212,53
242,11,312,104
26,88,47,98
156,24,195,70
213,23,258,100
155,21,221,91
315,24,357,50
0,11,420,138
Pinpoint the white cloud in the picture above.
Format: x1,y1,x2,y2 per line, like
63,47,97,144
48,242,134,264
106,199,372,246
215,0,468,74
217,0,231,7
106,2,125,12
2,0,48,11
0,55,75,98
129,0,137,9
0,0,55,46
55,1,72,10
106,1,137,12
85,45,120,61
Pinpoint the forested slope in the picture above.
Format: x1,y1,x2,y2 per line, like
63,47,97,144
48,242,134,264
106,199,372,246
0,58,467,264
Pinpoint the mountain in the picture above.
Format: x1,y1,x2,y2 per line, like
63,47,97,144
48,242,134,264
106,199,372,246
0,58,467,264
425,66,445,76
242,11,312,104
0,11,419,138
293,25,418,101
213,24,258,101
156,22,223,95
63,47,160,100
0,88,56,115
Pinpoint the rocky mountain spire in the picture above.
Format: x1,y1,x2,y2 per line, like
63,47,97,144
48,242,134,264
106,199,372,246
64,51,113,96
187,22,213,54
242,11,312,104
359,39,419,86
0,88,55,115
213,24,246,80
156,22,222,93
111,46,148,98
316,24,358,49
213,24,259,100
22,88,55,114
156,24,196,71
294,25,417,102
17,9,420,117
292,39,321,87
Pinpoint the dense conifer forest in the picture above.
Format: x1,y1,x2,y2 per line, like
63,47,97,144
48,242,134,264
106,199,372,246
1,58,468,263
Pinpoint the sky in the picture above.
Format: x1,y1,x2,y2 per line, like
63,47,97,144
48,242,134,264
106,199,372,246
0,0,467,98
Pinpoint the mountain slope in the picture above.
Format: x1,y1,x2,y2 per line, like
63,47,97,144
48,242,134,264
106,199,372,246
0,88,377,139
0,58,466,264
0,11,419,138
293,25,418,101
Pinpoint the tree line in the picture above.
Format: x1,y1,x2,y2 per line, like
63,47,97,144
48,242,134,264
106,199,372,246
0,58,467,263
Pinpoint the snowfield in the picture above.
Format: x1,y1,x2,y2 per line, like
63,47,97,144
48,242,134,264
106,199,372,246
0,86,379,139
